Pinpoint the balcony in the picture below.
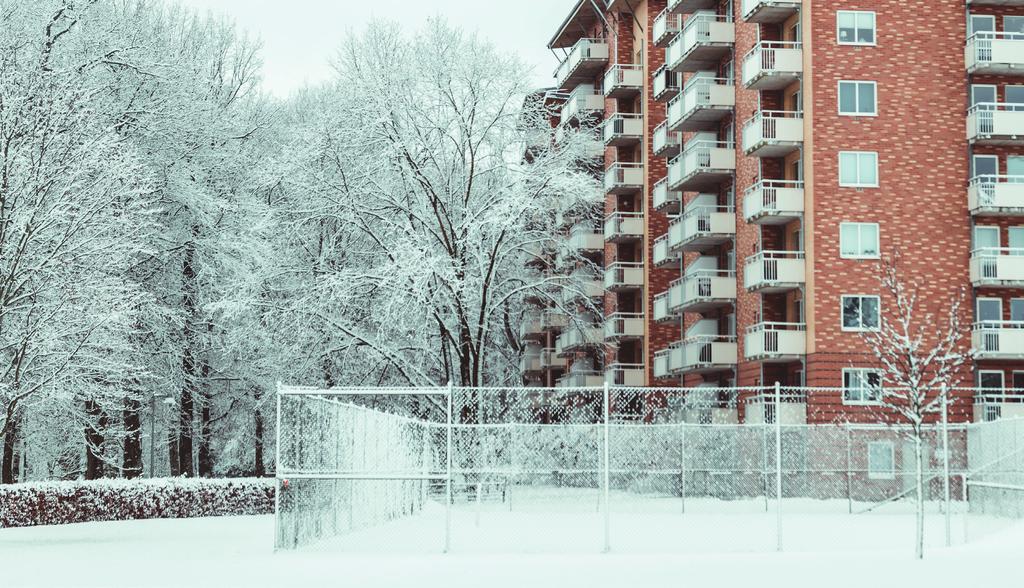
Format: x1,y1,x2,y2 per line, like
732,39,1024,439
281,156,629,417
653,9,682,47
967,104,1024,146
741,0,802,23
555,324,604,355
972,322,1024,361
671,270,737,313
653,348,675,379
965,32,1024,75
968,175,1024,215
669,76,735,132
667,14,735,73
541,309,569,332
604,261,644,292
521,345,543,375
744,251,806,292
744,391,807,424
741,41,802,90
603,113,644,146
970,248,1024,287
605,364,645,387
654,291,674,322
678,335,738,374
652,177,681,213
523,240,549,267
519,312,545,341
562,272,603,305
604,162,644,195
974,394,1024,423
555,38,610,90
541,348,568,370
561,87,605,124
568,223,604,255
744,322,806,361
653,121,682,157
604,211,644,243
603,64,644,98
743,180,804,224
668,0,720,13
667,205,736,253
742,111,803,157
667,140,735,192
655,234,678,269
653,65,681,102
604,312,644,342
557,371,604,388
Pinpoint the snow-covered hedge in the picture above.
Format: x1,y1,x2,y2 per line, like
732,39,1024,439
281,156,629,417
0,477,274,528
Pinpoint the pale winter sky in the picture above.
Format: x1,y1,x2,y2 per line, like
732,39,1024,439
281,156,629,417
174,0,578,97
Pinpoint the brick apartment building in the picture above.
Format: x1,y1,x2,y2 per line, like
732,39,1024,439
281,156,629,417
519,0,1024,424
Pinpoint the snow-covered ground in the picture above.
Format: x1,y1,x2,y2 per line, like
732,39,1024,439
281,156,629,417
1,502,1021,588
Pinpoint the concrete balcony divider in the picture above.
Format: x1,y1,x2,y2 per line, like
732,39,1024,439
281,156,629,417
972,321,1024,361
653,121,682,157
653,177,681,213
744,250,806,292
604,261,644,291
744,322,806,361
605,363,645,387
668,204,736,252
741,0,802,23
742,110,804,157
968,175,1024,215
679,335,738,373
965,31,1024,75
653,8,682,47
970,248,1024,287
604,211,644,243
604,312,644,342
667,14,735,73
673,76,735,132
743,180,805,224
667,140,736,192
742,41,802,90
967,103,1024,145
603,64,644,98
604,162,644,194
603,113,644,146
555,38,610,90
653,65,681,102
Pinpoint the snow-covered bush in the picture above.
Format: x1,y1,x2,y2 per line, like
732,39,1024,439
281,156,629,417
0,478,274,528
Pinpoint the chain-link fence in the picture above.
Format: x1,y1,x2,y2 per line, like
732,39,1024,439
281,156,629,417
275,384,1024,554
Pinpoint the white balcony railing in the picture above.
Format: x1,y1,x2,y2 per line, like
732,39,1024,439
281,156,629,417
604,162,644,194
562,273,603,305
743,180,805,223
653,234,676,268
603,64,644,97
742,110,804,156
654,348,674,379
673,76,735,131
744,250,806,291
555,38,610,89
680,335,738,372
966,31,1024,74
603,112,644,145
519,312,544,340
974,393,1024,423
668,140,736,191
970,248,1024,286
668,14,735,72
520,345,543,373
654,8,682,47
668,204,736,251
676,269,737,311
973,321,1024,360
604,261,644,290
604,312,644,341
654,291,673,322
555,324,604,356
540,348,567,370
568,223,604,253
561,87,605,123
652,177,681,212
741,41,802,89
967,103,1024,144
968,175,1024,214
744,322,806,360
604,211,644,242
653,65,681,102
557,371,605,388
605,363,645,387
653,121,682,157
541,309,569,331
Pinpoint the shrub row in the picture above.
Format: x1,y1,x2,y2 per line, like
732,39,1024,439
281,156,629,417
0,477,275,528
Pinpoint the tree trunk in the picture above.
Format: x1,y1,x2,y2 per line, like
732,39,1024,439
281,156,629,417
254,388,265,477
179,234,199,477
1,411,19,484
915,432,925,560
177,383,195,477
167,423,180,477
198,395,212,477
84,399,106,480
122,396,143,478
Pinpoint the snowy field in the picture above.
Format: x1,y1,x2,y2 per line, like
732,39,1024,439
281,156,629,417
2,503,1022,588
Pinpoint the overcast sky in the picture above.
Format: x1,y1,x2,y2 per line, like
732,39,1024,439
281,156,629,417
173,0,577,97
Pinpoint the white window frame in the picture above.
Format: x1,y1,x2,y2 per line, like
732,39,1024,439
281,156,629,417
867,441,895,480
977,297,1003,324
839,151,880,188
838,81,878,116
843,368,883,405
979,370,1005,391
840,222,881,259
837,11,877,46
841,295,881,332
971,84,997,107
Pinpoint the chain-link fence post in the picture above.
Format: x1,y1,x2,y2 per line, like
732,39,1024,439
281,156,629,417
774,381,783,552
602,382,611,553
941,385,951,547
445,381,453,553
273,381,283,552
680,423,687,514
846,425,853,514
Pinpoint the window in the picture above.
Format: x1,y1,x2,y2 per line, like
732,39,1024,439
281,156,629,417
868,442,895,479
972,154,998,179
1012,299,1024,323
968,14,995,37
838,11,876,45
838,81,877,116
1006,16,1024,35
839,151,879,187
840,222,880,258
977,297,1003,324
842,295,880,331
844,369,882,404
